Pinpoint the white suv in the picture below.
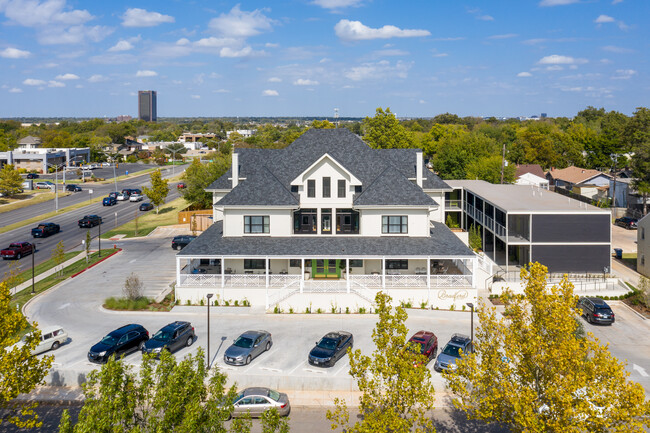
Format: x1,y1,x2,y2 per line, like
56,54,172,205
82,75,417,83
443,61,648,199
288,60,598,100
129,193,144,202
10,326,68,355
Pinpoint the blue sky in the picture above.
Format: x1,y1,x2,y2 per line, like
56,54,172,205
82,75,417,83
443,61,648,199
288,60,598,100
0,0,647,118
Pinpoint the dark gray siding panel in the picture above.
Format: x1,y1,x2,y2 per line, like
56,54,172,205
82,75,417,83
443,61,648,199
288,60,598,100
531,245,610,273
531,214,610,243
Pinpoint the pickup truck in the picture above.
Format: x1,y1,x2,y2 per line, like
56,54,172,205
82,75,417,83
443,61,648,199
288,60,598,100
78,215,102,228
1,242,34,260
31,222,61,238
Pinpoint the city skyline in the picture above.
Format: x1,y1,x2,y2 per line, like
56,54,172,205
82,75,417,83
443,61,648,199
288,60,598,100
0,0,647,118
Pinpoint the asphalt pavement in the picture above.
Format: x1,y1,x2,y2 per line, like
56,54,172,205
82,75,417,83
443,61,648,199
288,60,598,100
0,164,186,277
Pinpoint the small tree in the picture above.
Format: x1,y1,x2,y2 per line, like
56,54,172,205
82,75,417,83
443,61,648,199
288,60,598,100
468,224,482,251
445,262,650,432
122,273,143,301
327,292,436,433
142,169,169,214
51,241,65,277
85,230,91,263
445,214,459,228
2,261,22,294
639,276,650,307
0,164,24,198
0,281,53,429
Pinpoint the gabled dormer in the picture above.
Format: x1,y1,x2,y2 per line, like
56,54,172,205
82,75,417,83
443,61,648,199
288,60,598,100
290,153,362,205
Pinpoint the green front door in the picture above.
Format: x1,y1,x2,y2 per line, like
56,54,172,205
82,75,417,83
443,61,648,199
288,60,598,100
312,259,341,279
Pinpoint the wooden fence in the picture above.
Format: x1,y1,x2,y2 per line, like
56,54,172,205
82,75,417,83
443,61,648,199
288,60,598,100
178,209,213,231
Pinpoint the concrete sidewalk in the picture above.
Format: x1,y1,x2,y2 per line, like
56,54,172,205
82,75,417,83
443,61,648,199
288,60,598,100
10,251,86,296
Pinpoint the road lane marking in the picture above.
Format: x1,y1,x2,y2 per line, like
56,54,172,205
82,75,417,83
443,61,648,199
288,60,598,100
58,303,70,309
287,361,305,376
633,364,649,377
260,367,282,373
129,259,137,263
303,368,327,375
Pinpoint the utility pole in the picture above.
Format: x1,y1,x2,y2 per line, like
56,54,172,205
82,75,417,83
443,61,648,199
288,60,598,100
611,153,618,209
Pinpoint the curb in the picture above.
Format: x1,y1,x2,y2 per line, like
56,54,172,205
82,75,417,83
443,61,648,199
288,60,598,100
70,249,122,278
611,300,648,321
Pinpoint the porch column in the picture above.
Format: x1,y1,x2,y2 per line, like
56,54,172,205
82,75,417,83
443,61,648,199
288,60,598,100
426,257,431,305
382,257,386,289
472,257,478,289
300,258,305,293
346,258,350,293
221,256,225,288
265,257,269,288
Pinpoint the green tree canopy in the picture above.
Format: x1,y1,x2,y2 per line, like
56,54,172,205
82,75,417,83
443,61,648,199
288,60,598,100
0,164,24,198
180,156,231,209
142,169,169,213
363,107,415,149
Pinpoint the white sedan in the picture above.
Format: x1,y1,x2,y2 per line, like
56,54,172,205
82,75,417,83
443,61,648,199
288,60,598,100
116,193,128,201
129,193,144,202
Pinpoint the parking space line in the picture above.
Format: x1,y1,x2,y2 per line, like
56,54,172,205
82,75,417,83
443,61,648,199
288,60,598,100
303,368,327,375
287,361,306,376
334,361,349,376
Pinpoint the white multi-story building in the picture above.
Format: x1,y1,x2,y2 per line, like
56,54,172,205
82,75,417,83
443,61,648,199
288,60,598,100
175,129,479,310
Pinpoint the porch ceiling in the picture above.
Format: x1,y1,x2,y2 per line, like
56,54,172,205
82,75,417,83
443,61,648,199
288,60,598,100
178,221,474,258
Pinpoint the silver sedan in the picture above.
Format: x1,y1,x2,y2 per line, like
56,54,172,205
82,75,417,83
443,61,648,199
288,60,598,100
232,387,290,418
224,330,272,365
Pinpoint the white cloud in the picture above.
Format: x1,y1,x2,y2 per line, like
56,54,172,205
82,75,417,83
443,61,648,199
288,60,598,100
432,37,465,41
220,46,253,58
214,89,230,93
345,60,412,81
595,15,615,23
373,49,409,56
23,78,46,86
108,40,134,52
48,80,65,87
294,78,319,86
55,73,79,80
136,70,158,77
334,19,430,41
539,0,580,6
611,69,637,80
517,72,532,77
0,47,31,58
538,54,588,65
262,89,279,96
194,37,240,48
88,74,107,83
176,38,191,46
8,87,23,93
419,99,426,104
312,0,363,9
488,33,518,39
546,65,564,71
477,15,494,21
268,77,282,82
265,42,279,48
612,0,623,3
122,8,174,27
38,25,113,45
432,53,448,58
190,95,201,99
209,5,274,38
602,45,634,53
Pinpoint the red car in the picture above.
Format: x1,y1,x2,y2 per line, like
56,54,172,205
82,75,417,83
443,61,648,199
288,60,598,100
177,182,186,189
407,330,438,365
1,242,34,260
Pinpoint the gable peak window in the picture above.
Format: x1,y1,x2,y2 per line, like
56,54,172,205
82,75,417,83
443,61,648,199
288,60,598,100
338,179,346,198
323,177,331,198
244,216,269,234
307,179,315,198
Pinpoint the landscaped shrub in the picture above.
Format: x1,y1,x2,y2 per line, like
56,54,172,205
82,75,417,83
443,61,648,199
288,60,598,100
105,296,151,310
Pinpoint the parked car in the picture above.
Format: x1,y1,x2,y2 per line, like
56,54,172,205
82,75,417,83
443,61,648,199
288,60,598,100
88,324,149,364
1,242,34,260
31,222,60,238
26,173,39,179
9,326,68,356
101,162,111,167
231,388,290,418
142,321,195,356
139,202,154,211
614,217,638,230
102,196,117,206
308,331,353,367
434,334,472,372
78,215,102,228
177,182,186,189
224,330,272,366
108,192,119,199
578,297,615,325
406,330,438,365
116,193,129,201
35,181,54,189
65,184,82,192
171,235,197,250
129,193,143,202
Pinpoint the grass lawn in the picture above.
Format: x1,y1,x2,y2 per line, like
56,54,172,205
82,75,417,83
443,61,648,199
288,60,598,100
11,248,120,312
101,197,188,239
3,251,79,288
621,252,637,270
0,190,71,214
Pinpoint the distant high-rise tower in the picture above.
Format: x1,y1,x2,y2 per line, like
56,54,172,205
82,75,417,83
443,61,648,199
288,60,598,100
138,90,157,122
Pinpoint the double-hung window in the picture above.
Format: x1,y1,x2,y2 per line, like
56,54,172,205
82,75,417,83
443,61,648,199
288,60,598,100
307,180,316,198
382,216,408,234
323,177,331,198
338,179,346,198
244,216,269,234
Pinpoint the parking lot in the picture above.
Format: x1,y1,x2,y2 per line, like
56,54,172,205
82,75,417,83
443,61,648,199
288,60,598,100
22,234,650,398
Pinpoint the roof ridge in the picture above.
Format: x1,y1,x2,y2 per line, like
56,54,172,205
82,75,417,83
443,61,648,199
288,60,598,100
261,164,299,205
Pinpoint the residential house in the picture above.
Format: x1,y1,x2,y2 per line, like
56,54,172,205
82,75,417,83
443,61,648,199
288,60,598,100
547,165,612,203
176,128,478,310
515,164,549,189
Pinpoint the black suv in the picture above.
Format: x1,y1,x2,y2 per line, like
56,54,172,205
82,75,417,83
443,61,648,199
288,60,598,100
66,184,82,192
78,215,102,228
142,321,195,356
578,297,615,325
88,324,149,364
614,217,638,230
172,235,197,250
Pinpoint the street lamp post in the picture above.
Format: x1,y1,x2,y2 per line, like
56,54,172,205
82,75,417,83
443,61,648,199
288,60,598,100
31,243,37,295
466,302,474,344
98,219,102,258
206,293,214,368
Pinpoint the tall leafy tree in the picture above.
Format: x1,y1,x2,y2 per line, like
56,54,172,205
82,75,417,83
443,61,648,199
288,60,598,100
327,292,436,433
465,155,516,184
180,155,231,209
0,281,53,429
142,169,169,213
363,107,415,149
444,262,650,432
0,164,24,198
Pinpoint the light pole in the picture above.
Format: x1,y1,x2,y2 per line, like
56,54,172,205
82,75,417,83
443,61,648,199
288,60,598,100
45,162,64,212
206,293,214,368
98,219,102,258
31,243,37,295
466,302,474,344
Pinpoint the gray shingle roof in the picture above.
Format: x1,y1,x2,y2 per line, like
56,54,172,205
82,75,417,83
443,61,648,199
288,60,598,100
179,221,474,258
207,129,450,206
354,166,435,206
217,166,298,207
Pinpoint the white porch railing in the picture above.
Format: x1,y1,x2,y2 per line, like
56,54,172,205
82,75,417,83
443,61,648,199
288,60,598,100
266,280,301,307
225,274,266,287
429,275,473,287
384,275,428,287
303,280,348,292
178,274,220,287
476,253,494,275
178,274,300,288
269,275,301,288
348,274,382,288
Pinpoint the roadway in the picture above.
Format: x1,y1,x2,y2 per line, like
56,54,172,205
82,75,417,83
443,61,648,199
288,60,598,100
0,164,187,277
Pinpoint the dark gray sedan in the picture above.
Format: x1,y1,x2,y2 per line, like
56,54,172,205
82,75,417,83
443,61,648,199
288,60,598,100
224,330,272,365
